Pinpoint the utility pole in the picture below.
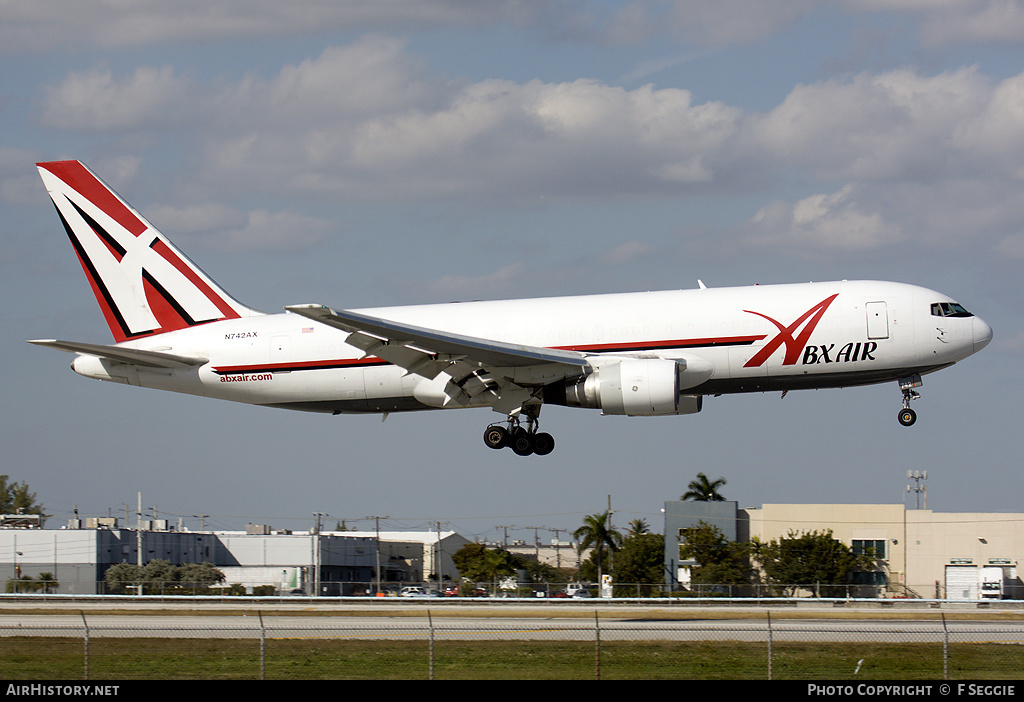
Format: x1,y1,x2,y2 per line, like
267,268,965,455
431,521,448,586
550,528,568,569
312,513,325,596
523,526,544,561
364,515,388,595
136,492,143,596
495,525,514,548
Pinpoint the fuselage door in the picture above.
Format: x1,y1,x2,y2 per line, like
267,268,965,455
866,301,889,340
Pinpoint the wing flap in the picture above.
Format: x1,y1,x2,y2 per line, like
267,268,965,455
28,339,208,369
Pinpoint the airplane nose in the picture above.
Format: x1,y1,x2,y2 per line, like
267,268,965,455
973,317,993,353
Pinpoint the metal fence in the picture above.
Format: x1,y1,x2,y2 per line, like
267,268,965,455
0,611,1021,680
24,579,1020,600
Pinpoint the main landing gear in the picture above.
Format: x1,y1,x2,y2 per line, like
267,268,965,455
897,374,922,427
483,413,555,456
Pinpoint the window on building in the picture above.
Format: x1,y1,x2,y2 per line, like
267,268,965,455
852,539,887,559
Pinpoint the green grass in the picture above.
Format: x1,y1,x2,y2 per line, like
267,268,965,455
0,637,1019,680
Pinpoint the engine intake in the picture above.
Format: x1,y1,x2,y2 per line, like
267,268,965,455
549,357,707,416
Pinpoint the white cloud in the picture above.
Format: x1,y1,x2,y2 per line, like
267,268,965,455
429,262,527,298
8,1,1024,56
750,185,902,252
751,67,997,181
915,0,1024,45
663,0,818,45
601,241,655,264
42,65,191,131
146,203,333,253
36,38,1024,260
1,1,557,51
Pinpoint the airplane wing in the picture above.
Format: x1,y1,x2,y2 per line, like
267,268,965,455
285,304,590,409
27,339,208,369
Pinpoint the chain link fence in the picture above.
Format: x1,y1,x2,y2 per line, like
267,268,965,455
0,611,1021,679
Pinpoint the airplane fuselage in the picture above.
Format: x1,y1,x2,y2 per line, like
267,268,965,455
70,279,990,415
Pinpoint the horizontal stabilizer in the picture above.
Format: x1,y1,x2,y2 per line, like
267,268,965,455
27,339,208,368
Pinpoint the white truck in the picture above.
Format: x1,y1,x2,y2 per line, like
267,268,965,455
979,566,1005,599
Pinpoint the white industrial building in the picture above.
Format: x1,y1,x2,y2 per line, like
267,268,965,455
0,521,466,595
338,531,471,587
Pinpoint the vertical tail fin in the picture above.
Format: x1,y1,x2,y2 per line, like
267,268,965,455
37,160,260,342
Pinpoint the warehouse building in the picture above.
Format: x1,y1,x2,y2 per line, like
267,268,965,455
744,504,1024,599
663,502,1024,599
0,520,443,595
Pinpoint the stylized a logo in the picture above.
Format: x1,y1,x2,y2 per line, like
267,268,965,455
743,294,839,367
39,161,250,342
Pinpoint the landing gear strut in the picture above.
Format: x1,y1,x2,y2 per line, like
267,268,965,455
483,409,555,456
897,374,922,427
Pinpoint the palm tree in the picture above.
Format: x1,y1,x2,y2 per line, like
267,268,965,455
627,518,650,537
681,472,727,501
573,511,622,585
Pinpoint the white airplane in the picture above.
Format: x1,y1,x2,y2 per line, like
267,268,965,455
31,160,992,456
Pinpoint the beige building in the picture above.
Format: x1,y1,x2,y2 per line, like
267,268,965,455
743,504,1024,599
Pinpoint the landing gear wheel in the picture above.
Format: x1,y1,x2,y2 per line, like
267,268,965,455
484,405,555,456
483,425,509,449
532,432,555,456
897,374,922,428
898,407,917,427
510,432,535,456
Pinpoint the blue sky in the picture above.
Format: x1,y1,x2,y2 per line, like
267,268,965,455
1,1,1021,543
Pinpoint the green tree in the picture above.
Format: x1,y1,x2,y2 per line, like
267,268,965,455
6,572,60,594
0,476,46,523
612,532,665,593
452,543,489,578
103,563,144,594
678,521,749,586
627,519,650,537
178,562,225,589
573,511,622,585
36,572,59,594
504,550,561,585
681,472,727,501
102,561,224,594
756,529,870,596
143,559,178,590
451,543,516,592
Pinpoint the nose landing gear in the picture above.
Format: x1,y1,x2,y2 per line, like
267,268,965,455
897,374,922,426
483,411,555,456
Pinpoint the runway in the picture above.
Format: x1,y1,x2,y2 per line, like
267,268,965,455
1,602,1021,643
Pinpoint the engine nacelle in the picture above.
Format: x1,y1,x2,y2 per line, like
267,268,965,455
554,357,707,416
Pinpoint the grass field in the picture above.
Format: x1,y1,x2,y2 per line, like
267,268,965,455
0,636,1019,680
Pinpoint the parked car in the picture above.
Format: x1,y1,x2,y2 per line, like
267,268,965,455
399,586,428,597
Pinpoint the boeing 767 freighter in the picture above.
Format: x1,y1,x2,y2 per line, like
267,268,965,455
30,161,992,456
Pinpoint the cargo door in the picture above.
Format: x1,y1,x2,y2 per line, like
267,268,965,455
866,301,889,340
944,565,978,600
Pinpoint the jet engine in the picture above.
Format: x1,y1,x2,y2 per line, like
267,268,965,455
548,357,710,416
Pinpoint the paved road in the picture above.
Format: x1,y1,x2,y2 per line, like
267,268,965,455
1,610,1022,643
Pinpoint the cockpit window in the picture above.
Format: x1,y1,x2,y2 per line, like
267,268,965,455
931,302,973,318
